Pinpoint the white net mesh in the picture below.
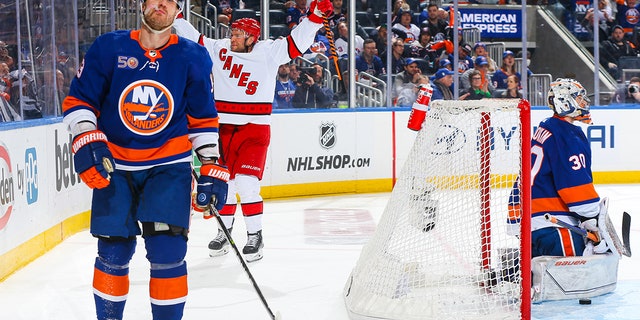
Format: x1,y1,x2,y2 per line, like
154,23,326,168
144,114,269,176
344,99,528,320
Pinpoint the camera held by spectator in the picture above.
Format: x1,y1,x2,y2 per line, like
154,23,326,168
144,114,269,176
629,83,639,94
296,67,317,87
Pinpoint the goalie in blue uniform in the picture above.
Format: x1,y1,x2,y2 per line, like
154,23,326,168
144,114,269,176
513,78,607,256
508,78,626,303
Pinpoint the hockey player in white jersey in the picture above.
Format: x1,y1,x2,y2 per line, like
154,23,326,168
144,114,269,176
175,0,333,262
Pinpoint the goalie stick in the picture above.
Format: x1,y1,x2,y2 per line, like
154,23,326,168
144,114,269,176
544,214,599,243
191,169,281,320
622,212,632,257
545,212,631,257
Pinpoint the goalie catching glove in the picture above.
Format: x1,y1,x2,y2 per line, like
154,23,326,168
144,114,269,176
580,218,609,255
71,130,115,189
307,0,334,23
196,164,230,218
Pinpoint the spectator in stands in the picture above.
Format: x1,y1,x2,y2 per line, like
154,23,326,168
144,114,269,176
384,38,407,74
371,24,388,58
600,25,638,80
614,0,640,35
393,58,422,101
274,63,297,109
449,42,474,74
460,56,495,94
286,0,308,29
289,63,300,83
270,0,295,10
612,76,640,103
328,0,346,29
582,0,615,41
9,69,42,119
38,68,66,116
396,74,430,107
497,74,523,98
492,50,521,90
460,70,491,100
334,21,364,58
391,0,408,24
393,8,420,43
409,27,433,59
418,3,449,41
356,39,385,79
0,62,11,101
207,0,239,26
430,68,454,100
293,63,334,108
303,30,330,61
0,41,14,70
439,58,452,71
472,42,497,73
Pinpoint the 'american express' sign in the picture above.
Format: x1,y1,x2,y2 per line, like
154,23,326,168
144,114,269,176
457,7,522,38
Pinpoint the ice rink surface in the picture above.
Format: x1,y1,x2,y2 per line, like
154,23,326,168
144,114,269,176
0,185,638,320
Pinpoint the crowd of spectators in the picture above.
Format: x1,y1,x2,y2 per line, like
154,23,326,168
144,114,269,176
0,0,76,122
12,0,640,122
579,0,640,82
0,38,71,122
257,0,538,108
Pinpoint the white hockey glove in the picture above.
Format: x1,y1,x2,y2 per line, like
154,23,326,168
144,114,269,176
579,218,609,254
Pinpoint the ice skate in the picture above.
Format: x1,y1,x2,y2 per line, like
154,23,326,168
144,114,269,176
208,228,231,257
243,231,264,262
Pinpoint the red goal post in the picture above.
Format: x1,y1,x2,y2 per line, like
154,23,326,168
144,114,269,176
344,99,531,320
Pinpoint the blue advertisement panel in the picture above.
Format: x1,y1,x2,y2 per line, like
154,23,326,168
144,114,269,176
458,7,522,39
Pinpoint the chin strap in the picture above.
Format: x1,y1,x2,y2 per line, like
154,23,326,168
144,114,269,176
575,110,592,124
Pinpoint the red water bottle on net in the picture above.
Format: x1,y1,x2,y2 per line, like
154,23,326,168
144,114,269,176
407,83,433,131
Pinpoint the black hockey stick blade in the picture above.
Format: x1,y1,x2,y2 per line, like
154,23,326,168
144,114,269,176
623,212,632,257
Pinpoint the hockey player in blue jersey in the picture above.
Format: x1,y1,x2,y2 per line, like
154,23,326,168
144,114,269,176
62,1,228,319
509,78,609,258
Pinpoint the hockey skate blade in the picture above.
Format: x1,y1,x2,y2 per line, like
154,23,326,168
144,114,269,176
209,246,230,257
243,250,264,262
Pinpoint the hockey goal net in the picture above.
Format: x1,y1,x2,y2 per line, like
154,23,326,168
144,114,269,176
344,99,532,320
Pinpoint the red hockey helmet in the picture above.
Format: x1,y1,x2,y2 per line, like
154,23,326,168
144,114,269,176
231,18,261,40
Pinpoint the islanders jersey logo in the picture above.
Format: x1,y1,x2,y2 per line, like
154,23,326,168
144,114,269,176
119,80,174,136
626,8,640,25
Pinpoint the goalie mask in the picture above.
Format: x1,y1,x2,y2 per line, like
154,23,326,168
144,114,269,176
547,78,592,124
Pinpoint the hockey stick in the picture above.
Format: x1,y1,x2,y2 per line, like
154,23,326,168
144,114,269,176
544,214,600,243
623,212,632,257
322,16,342,81
191,169,281,320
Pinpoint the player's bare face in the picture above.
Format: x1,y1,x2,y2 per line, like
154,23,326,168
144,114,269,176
576,95,589,109
230,30,252,52
143,0,178,31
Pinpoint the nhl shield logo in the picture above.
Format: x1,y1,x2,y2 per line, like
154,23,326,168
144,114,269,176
320,123,336,149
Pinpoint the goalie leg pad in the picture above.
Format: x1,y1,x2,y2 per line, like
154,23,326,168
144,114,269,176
531,254,619,303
